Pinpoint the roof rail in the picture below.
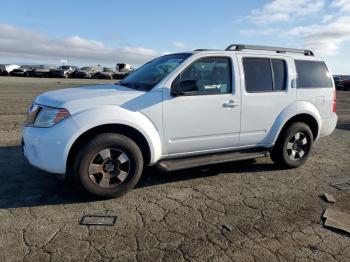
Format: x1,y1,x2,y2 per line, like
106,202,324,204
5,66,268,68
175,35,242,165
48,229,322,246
193,49,219,51
225,44,314,56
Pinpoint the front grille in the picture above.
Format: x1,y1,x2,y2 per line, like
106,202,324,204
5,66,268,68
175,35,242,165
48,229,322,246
24,103,42,126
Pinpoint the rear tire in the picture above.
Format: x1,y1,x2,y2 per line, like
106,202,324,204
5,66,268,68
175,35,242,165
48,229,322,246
271,122,313,168
74,133,143,198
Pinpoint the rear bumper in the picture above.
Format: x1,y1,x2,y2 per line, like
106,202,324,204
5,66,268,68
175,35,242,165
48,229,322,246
319,113,337,138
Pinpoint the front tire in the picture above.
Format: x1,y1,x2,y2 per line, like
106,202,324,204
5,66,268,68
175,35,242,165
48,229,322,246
271,122,313,168
74,133,143,198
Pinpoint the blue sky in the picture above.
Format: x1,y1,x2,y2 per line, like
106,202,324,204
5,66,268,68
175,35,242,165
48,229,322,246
0,0,349,73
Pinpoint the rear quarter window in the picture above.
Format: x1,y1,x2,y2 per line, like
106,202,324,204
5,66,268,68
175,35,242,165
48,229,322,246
295,60,332,88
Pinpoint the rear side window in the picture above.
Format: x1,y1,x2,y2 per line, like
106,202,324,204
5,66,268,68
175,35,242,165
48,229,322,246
272,60,287,91
295,60,332,88
243,58,287,92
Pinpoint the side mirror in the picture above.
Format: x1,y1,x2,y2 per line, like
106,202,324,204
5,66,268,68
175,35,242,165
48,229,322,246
171,79,198,96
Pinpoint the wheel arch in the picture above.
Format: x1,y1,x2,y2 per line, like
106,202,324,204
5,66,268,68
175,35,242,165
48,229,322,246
264,101,322,146
277,114,319,142
66,123,153,176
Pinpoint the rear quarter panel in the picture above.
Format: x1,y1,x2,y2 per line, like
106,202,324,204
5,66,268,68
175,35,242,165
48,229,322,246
296,58,335,120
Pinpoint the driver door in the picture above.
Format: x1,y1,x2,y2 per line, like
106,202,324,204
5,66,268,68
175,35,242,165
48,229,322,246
162,56,241,156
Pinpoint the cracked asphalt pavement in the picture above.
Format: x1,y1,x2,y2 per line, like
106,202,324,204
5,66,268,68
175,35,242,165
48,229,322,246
0,77,349,261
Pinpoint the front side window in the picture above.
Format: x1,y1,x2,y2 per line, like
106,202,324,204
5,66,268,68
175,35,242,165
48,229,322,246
173,57,232,95
243,58,287,92
295,60,332,88
120,53,191,91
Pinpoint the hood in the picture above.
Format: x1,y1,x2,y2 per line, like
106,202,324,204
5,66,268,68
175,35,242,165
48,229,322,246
35,84,146,113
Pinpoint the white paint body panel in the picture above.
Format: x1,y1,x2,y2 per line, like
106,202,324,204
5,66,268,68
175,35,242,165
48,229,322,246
237,54,297,146
22,50,337,175
162,53,241,155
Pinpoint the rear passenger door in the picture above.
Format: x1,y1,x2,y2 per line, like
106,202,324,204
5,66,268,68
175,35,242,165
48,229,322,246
238,54,296,146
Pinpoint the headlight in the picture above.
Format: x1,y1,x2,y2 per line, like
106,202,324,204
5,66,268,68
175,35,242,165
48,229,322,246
33,106,70,127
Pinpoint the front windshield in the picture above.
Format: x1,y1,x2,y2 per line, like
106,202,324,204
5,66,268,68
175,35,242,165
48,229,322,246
60,66,70,70
81,67,91,71
119,53,191,91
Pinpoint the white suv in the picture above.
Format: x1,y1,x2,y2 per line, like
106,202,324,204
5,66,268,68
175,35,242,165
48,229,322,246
22,44,338,197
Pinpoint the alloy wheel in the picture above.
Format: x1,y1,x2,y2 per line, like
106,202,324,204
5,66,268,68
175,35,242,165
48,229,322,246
88,148,130,188
286,132,309,161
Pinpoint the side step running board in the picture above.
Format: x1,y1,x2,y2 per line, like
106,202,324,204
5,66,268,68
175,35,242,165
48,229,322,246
156,149,270,172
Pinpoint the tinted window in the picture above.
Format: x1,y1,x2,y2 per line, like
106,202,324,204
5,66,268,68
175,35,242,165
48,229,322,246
272,60,287,91
177,57,232,95
243,58,273,92
295,60,332,88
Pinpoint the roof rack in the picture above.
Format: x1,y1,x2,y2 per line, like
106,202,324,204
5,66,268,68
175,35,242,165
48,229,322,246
193,49,219,52
225,44,314,56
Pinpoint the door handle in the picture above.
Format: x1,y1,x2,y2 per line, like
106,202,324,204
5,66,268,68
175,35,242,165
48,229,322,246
222,100,238,108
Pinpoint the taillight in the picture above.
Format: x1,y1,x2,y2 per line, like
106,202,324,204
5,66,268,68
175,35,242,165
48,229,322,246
332,90,336,113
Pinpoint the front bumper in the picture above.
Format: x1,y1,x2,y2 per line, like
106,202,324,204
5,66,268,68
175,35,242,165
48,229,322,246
22,117,80,174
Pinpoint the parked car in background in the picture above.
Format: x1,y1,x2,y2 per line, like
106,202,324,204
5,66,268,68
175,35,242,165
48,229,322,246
92,67,114,79
342,77,350,91
71,66,103,78
0,64,20,75
333,76,344,90
10,65,34,76
31,65,56,78
0,64,7,75
6,64,21,74
49,66,78,78
113,63,133,79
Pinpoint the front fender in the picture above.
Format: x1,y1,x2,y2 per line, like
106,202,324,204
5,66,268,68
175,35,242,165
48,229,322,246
63,105,162,165
263,101,322,145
